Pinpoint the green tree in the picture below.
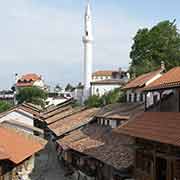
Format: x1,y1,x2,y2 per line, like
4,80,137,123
55,84,62,92
84,95,102,108
0,101,12,113
16,87,48,107
101,88,122,105
118,91,126,103
130,20,180,77
65,83,74,92
84,88,124,108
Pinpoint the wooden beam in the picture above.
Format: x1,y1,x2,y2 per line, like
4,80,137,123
159,90,163,111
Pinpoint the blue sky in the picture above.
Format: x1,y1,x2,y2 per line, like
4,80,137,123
0,0,180,89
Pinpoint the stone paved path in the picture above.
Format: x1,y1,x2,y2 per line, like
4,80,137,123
43,141,66,180
30,140,67,180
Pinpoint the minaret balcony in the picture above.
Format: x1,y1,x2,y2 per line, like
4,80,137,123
83,36,93,43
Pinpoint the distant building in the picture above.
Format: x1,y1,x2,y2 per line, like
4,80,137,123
71,84,84,103
46,91,73,107
0,90,15,104
92,68,128,82
91,68,129,96
15,73,45,89
91,79,125,96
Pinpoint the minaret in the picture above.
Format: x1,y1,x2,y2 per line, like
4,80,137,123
83,0,93,101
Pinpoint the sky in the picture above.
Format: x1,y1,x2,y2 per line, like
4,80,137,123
0,0,180,89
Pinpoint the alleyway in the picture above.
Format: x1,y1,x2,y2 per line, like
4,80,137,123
29,140,68,180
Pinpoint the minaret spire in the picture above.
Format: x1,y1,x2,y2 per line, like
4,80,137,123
85,0,91,16
83,0,93,101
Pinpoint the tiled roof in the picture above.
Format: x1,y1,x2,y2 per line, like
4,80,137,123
48,108,99,137
0,148,9,160
145,67,180,91
24,103,43,111
58,124,134,170
18,105,41,117
123,69,162,90
0,103,41,120
91,79,125,85
92,70,118,76
0,126,46,164
16,82,34,87
43,98,74,117
2,120,44,134
44,107,85,125
96,103,144,120
20,73,41,81
42,106,72,120
116,112,180,147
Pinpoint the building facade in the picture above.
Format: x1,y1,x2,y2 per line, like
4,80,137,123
123,67,164,103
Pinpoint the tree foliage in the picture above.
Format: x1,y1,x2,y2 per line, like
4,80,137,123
16,87,48,107
0,101,12,113
130,20,180,76
84,88,125,108
65,83,74,92
55,84,62,92
84,95,102,108
101,88,121,105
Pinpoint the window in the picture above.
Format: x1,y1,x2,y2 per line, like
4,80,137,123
96,88,99,95
101,119,104,125
86,31,88,36
153,95,158,104
134,93,137,102
129,94,132,102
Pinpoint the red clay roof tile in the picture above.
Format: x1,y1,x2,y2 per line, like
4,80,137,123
124,69,162,89
20,73,41,81
145,67,180,91
0,126,46,164
92,70,118,76
116,112,180,147
0,148,9,160
48,108,99,136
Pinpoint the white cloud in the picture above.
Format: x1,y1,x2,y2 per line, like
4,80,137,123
0,0,142,88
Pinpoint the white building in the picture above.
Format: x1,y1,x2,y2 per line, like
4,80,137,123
46,91,73,107
91,80,125,97
0,109,34,134
91,68,129,96
83,1,93,101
